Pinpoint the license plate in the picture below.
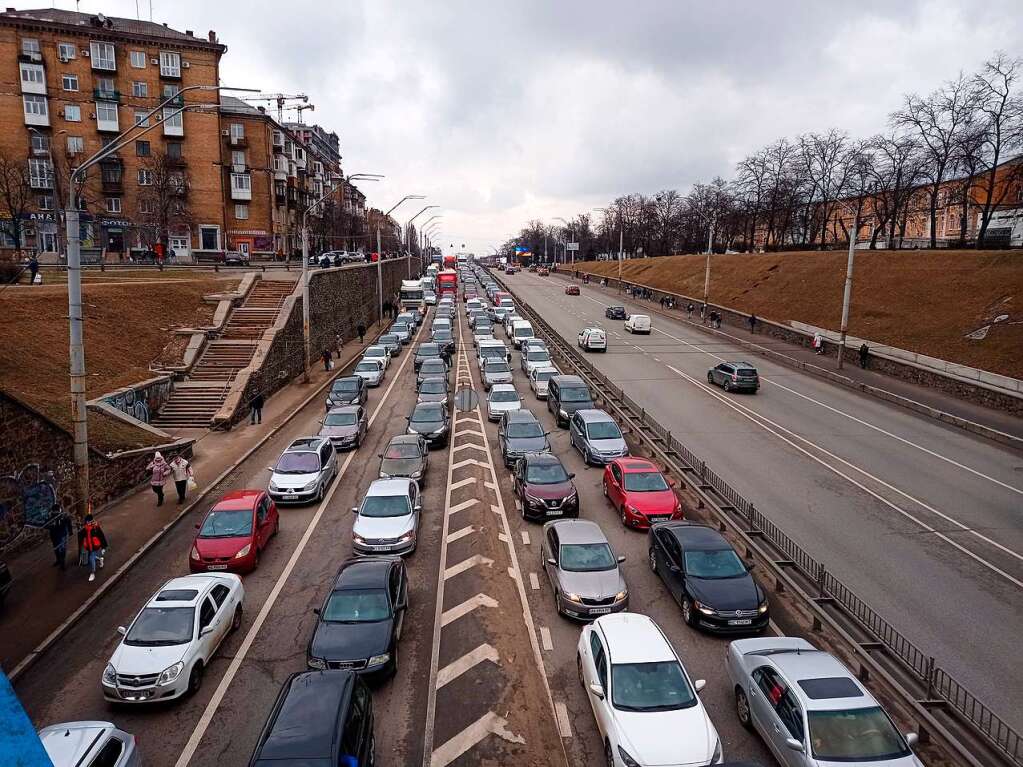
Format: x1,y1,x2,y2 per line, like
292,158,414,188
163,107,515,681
283,494,299,500
590,607,612,615
207,564,229,571
729,618,752,626
547,509,563,516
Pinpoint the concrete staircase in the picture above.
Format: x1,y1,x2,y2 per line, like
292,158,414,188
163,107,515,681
152,280,297,428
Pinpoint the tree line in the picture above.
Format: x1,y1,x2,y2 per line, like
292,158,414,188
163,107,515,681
504,51,1023,259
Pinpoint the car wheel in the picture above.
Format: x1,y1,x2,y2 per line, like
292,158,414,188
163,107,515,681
231,605,243,632
648,548,657,573
253,546,261,570
390,643,399,677
316,483,324,503
604,741,615,767
723,379,732,392
621,507,629,526
601,478,608,497
369,733,376,767
577,654,585,687
682,596,698,627
736,687,753,730
187,662,204,696
707,371,714,385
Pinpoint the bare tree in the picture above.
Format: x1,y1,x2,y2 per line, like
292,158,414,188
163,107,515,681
864,132,925,248
0,151,37,258
135,150,194,253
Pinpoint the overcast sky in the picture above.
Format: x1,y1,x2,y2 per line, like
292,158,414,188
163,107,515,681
40,0,1023,254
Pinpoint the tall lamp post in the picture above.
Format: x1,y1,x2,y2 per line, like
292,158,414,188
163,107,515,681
836,213,860,370
301,172,382,381
405,204,438,277
555,217,571,265
64,83,256,515
378,195,424,323
421,216,442,268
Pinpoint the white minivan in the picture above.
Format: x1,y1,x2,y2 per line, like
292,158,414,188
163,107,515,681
624,314,651,334
510,319,535,349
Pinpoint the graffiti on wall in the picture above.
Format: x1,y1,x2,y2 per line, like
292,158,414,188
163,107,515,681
0,464,61,551
103,378,173,424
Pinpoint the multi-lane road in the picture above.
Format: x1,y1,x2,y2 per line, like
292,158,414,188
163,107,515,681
502,267,1023,733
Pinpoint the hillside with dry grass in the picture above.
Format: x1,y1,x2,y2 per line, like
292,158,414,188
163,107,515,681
576,250,1023,379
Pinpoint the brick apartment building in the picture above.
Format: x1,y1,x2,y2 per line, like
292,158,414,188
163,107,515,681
0,7,362,261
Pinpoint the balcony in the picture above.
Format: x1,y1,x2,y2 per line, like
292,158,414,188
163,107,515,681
93,88,120,103
225,134,248,149
101,178,123,193
167,156,187,168
164,93,184,107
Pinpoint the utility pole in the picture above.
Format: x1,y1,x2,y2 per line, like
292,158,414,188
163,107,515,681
617,227,624,293
702,218,715,310
837,218,858,370
376,226,383,324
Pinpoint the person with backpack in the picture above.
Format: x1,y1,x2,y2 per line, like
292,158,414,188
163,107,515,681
77,513,108,583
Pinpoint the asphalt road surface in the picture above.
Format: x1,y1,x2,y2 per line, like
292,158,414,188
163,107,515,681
500,267,1023,734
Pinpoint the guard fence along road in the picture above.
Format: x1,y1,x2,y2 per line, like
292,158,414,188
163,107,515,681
492,269,1022,767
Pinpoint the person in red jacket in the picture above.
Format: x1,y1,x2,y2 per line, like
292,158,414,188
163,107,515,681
77,513,108,583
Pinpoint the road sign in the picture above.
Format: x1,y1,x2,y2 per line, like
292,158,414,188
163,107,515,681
453,386,478,412
514,246,528,253
567,242,579,251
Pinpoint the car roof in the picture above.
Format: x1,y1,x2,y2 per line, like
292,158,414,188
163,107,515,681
575,408,614,423
366,477,414,495
549,518,608,545
286,437,327,452
334,556,395,590
39,721,121,764
765,651,873,709
727,361,757,369
524,452,563,467
258,671,354,761
596,613,675,664
616,458,658,473
151,574,225,606
212,489,262,510
660,521,730,550
387,434,422,446
332,375,361,386
326,405,361,414
490,383,517,393
504,409,539,423
551,374,585,385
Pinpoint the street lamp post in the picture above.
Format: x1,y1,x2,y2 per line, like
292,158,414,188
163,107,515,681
64,83,255,515
421,216,442,270
555,217,571,266
405,205,438,278
378,195,424,323
837,215,859,370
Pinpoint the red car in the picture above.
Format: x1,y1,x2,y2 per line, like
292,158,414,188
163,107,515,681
190,490,279,573
565,285,580,295
602,458,682,529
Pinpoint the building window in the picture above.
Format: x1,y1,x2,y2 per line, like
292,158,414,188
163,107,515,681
139,198,155,214
130,50,146,68
136,141,151,157
31,133,49,153
274,180,286,198
64,103,81,122
90,41,116,70
62,73,79,91
166,141,183,160
96,76,116,94
38,194,54,211
20,62,46,89
231,173,251,192
134,110,149,127
132,81,148,98
235,204,249,220
101,163,122,185
138,169,153,185
58,41,76,60
199,225,219,250
21,38,40,56
159,51,181,77
230,123,244,140
231,150,245,167
96,101,119,131
272,130,284,146
67,135,84,154
162,106,183,136
28,158,53,189
106,197,121,213
23,94,49,124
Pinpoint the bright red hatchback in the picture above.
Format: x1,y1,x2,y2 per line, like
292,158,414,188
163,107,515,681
602,458,683,529
190,490,279,574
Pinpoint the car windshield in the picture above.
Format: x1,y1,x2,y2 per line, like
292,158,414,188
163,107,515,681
514,327,532,337
559,543,616,572
736,368,758,377
611,661,696,712
356,362,379,373
324,412,357,426
624,471,669,492
275,452,320,474
323,588,390,623
412,405,445,424
527,352,550,362
360,495,411,518
422,362,446,373
490,390,519,403
586,421,622,440
417,345,440,357
808,707,911,761
124,606,195,646
535,370,556,382
366,347,385,357
384,442,421,459
507,422,543,439
332,379,359,392
487,362,510,373
420,380,446,394
684,548,747,578
380,335,398,344
525,462,569,484
434,331,452,341
199,509,253,538
559,387,591,403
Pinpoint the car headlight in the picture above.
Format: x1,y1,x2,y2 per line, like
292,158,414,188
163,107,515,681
190,545,200,560
353,534,366,544
302,480,319,492
308,657,327,670
524,492,544,506
398,532,414,543
758,600,769,614
235,544,252,558
269,480,279,492
564,593,583,603
617,745,640,767
712,736,723,763
368,653,391,667
157,661,185,686
695,599,715,616
103,663,117,685
559,409,568,418
410,470,422,479
615,590,628,602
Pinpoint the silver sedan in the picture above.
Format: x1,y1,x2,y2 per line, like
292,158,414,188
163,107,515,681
541,518,628,620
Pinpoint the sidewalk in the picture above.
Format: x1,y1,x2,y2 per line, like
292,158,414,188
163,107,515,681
0,321,384,675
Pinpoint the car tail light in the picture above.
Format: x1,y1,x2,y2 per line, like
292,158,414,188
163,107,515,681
732,374,738,381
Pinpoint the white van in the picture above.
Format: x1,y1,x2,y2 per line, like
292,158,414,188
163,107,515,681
624,314,651,334
477,339,511,369
510,319,535,349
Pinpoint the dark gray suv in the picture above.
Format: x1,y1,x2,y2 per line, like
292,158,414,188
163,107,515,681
707,361,760,393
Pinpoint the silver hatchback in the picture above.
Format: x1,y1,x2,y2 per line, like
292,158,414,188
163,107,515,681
568,409,629,465
541,519,627,620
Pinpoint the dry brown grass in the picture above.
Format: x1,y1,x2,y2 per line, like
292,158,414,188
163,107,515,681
577,250,1023,379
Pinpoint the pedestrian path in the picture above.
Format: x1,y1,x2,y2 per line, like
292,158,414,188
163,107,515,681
0,322,382,677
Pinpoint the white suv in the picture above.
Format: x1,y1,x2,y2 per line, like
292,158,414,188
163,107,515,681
102,573,244,704
577,612,722,766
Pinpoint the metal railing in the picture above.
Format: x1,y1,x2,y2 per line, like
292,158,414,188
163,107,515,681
497,271,1022,767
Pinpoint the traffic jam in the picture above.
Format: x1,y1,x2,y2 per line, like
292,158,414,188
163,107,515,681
34,255,926,767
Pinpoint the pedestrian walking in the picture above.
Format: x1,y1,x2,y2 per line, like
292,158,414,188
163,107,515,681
335,332,344,359
169,453,193,505
357,323,366,344
813,332,825,355
77,513,107,583
45,506,73,570
146,451,172,506
28,255,39,285
859,343,870,369
250,392,264,424
687,302,694,319
322,349,332,372
749,313,758,333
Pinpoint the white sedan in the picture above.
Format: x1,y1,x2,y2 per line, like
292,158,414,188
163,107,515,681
102,573,244,704
362,345,391,370
577,612,722,766
354,358,386,386
486,383,522,422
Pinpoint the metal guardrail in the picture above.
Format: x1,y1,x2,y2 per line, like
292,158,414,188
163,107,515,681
493,270,1022,767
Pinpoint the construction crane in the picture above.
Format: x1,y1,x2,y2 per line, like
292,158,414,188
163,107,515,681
246,93,311,123
281,102,316,124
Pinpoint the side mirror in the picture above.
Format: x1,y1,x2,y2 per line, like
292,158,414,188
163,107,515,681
746,561,756,571
266,466,274,472
194,523,201,529
588,682,605,700
377,453,383,459
616,555,626,563
694,679,706,693
415,503,422,512
568,473,576,480
905,732,919,748
313,607,321,616
117,625,127,636
351,506,358,514
785,738,804,754
546,557,557,566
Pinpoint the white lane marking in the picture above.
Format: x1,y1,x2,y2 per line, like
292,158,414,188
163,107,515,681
448,498,480,516
452,443,488,456
539,626,553,652
449,476,478,491
529,572,540,590
484,481,498,490
520,530,531,546
451,457,489,471
431,712,525,767
554,702,573,738
436,643,500,689
446,525,475,544
498,532,509,543
666,364,1023,589
174,309,424,767
441,593,499,627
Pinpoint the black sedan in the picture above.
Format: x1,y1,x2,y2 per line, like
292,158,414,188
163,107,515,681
407,402,451,447
413,343,444,372
307,556,408,679
378,435,429,485
498,410,549,468
432,328,456,359
325,375,367,410
648,521,769,633
605,305,628,320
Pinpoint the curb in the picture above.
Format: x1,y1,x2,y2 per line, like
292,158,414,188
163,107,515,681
7,328,382,683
